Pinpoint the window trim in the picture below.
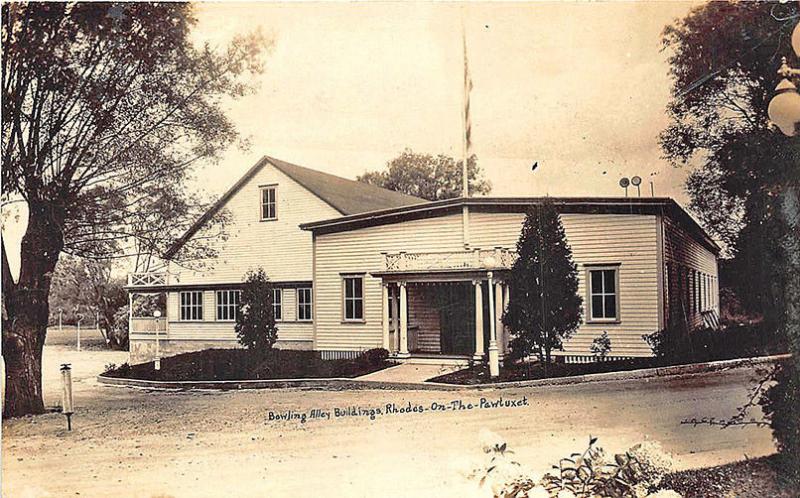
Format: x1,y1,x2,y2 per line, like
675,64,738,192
586,265,621,324
341,274,366,323
215,289,240,322
296,287,313,322
179,290,204,322
259,184,277,221
272,287,283,322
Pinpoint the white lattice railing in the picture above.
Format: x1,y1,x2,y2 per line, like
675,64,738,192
383,248,516,273
127,272,169,287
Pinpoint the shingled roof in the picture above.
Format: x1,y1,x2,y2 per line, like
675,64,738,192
164,155,427,259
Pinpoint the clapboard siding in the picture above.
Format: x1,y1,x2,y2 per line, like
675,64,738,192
471,211,660,357
175,163,340,285
314,210,661,357
408,285,441,353
314,214,465,351
662,217,719,330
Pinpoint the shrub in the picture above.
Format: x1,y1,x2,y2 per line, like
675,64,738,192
474,435,678,498
590,332,612,361
235,268,278,352
759,361,800,488
361,348,389,366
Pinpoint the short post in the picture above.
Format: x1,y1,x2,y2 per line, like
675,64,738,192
58,308,63,334
153,310,162,370
76,316,82,352
60,364,74,430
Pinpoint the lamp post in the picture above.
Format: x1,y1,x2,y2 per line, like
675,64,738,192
153,309,162,371
768,13,800,137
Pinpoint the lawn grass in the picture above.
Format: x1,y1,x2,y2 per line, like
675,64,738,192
102,348,394,381
661,454,798,498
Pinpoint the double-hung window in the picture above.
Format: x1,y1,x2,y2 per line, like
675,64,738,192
272,288,283,321
588,267,619,322
216,290,240,321
260,185,277,221
180,291,203,321
343,275,364,321
297,288,312,321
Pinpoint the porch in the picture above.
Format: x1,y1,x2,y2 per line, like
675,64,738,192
375,248,515,364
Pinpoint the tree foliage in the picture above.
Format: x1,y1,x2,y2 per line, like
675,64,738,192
503,201,583,364
1,2,268,417
357,148,491,200
235,268,278,352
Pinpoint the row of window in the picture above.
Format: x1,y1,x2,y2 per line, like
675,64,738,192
668,263,717,315
179,288,312,322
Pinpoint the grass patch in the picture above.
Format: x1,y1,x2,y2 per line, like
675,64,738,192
661,454,798,498
102,348,394,381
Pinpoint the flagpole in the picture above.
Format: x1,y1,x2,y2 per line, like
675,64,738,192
461,20,469,199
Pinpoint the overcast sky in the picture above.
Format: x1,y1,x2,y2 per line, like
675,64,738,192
3,1,705,276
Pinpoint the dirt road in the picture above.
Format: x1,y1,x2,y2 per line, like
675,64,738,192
2,343,777,498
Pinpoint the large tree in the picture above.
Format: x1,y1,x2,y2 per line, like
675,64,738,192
503,200,582,365
357,149,491,200
1,3,267,417
662,1,800,483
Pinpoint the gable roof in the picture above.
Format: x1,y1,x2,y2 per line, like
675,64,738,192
164,155,427,259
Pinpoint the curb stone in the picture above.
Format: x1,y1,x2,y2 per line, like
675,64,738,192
96,353,791,392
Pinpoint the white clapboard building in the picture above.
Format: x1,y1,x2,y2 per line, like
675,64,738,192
127,156,720,364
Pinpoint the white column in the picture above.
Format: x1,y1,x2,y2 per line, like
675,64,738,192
391,285,400,352
398,281,409,357
473,280,485,360
487,272,500,377
495,280,504,359
503,283,511,354
381,282,390,350
127,292,134,364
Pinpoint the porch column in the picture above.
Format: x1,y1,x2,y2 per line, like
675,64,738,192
473,280,485,360
391,285,400,352
487,272,500,377
503,284,511,354
381,282,390,350
127,292,134,364
398,281,410,357
495,280,505,359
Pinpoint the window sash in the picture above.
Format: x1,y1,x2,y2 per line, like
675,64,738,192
589,269,618,321
297,287,313,321
343,277,364,320
272,288,282,321
261,186,276,220
180,291,203,321
216,290,240,321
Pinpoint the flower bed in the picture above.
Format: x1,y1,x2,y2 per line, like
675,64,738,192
102,348,393,381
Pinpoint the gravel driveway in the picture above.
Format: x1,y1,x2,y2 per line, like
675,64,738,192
2,343,777,498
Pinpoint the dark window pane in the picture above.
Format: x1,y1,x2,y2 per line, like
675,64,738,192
604,296,616,319
591,271,602,293
346,300,354,319
591,296,604,318
354,278,363,298
354,299,363,319
604,270,616,293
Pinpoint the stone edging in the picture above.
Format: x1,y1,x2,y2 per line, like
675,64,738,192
96,353,791,392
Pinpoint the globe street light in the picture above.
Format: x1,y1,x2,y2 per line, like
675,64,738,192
768,58,800,136
153,309,162,371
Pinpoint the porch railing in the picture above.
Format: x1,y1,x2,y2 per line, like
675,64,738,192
130,317,167,333
127,272,169,287
383,248,516,273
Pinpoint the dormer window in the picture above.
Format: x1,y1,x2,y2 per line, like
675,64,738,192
260,185,277,221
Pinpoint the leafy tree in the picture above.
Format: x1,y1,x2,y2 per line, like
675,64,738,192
48,255,127,344
503,200,583,366
662,1,800,483
235,268,278,352
357,149,491,200
1,3,268,417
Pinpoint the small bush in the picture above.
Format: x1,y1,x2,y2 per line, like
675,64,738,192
591,332,612,361
361,348,389,366
759,361,800,488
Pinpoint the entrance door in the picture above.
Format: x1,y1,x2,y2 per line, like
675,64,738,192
437,283,475,355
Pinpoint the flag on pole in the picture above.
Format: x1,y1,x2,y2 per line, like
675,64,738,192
461,22,473,198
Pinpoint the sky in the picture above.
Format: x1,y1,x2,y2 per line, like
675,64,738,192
2,1,705,277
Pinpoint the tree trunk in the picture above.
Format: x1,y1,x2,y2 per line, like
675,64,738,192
3,199,65,419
